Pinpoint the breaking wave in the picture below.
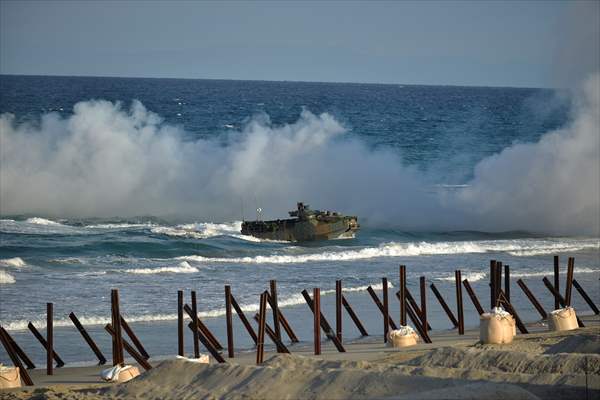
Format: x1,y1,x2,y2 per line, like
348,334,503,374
177,238,600,264
510,267,599,278
25,217,62,226
0,257,27,268
435,271,487,282
2,281,389,330
0,270,16,284
124,261,198,275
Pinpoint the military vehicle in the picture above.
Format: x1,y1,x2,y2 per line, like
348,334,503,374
241,202,359,242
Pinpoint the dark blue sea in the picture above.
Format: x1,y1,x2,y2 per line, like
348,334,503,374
0,75,598,365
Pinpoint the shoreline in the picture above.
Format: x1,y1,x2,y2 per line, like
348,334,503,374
3,315,598,399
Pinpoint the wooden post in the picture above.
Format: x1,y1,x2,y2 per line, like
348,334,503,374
420,276,427,335
230,294,258,345
105,324,152,370
496,261,503,307
497,290,528,334
252,314,290,353
256,292,267,364
27,322,65,367
314,288,321,355
542,277,585,327
341,295,368,336
0,327,34,386
177,290,184,357
191,291,200,358
270,280,281,342
47,302,53,375
565,257,574,306
0,327,36,369
225,286,234,358
120,316,149,360
504,265,510,302
336,280,342,342
553,255,560,310
573,280,600,314
301,289,346,352
382,278,389,342
185,322,227,362
490,260,497,309
69,312,106,365
455,270,464,335
111,290,124,365
404,289,433,330
516,279,547,319
396,291,431,343
462,279,485,315
366,286,398,330
399,265,406,326
430,283,459,327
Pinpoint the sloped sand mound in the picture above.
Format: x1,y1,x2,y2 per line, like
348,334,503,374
545,334,600,354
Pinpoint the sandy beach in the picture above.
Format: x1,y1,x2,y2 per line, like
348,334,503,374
2,316,598,400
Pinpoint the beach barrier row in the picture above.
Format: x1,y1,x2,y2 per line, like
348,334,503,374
1,255,599,385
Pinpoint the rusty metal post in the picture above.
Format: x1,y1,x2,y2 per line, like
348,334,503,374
497,290,528,334
565,257,574,306
105,324,152,370
301,289,345,352
256,292,267,364
341,295,368,336
455,270,464,335
270,280,281,342
382,278,389,342
183,304,223,350
120,316,149,360
252,313,290,353
553,255,560,310
420,276,427,335
69,312,106,365
573,280,599,314
490,260,497,309
496,261,503,306
366,286,398,330
225,286,234,358
265,292,299,343
516,279,547,319
399,265,406,326
177,290,184,357
47,302,53,375
405,288,433,330
396,291,431,343
0,327,34,386
430,283,459,327
504,265,510,302
0,327,35,369
28,322,65,367
462,279,485,315
191,291,200,358
336,280,342,342
314,288,321,355
111,290,124,365
230,294,258,344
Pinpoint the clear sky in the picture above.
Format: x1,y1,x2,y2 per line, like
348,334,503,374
1,0,598,88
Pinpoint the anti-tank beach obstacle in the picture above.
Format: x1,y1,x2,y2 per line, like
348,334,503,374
1,255,599,382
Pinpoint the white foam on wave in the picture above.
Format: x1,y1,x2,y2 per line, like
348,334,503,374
507,243,600,256
0,270,16,284
435,271,487,282
25,217,62,226
2,281,389,330
151,221,243,239
0,257,27,268
125,261,198,275
510,267,600,278
177,238,600,265
85,223,156,229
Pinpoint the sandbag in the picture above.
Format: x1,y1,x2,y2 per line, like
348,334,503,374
387,326,419,348
0,366,21,389
480,307,515,344
101,365,140,383
548,307,578,332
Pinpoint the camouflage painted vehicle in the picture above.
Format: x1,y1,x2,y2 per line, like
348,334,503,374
241,203,359,242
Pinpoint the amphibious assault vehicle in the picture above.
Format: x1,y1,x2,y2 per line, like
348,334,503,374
241,203,359,242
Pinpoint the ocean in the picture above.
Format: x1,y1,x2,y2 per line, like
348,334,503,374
0,75,598,366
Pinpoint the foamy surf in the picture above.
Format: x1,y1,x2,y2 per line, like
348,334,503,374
151,221,243,239
177,238,600,264
0,257,27,268
125,261,198,275
0,270,16,284
25,217,63,225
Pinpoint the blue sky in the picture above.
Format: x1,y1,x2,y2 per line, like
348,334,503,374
1,0,598,87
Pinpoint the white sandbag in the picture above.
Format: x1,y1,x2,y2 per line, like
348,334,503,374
176,354,210,364
0,365,21,389
387,326,419,348
100,364,140,383
548,307,578,332
480,307,515,344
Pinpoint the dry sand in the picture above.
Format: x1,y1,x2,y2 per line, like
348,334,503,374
2,319,598,400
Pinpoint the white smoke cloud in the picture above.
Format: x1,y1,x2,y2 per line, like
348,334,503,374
0,74,598,235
